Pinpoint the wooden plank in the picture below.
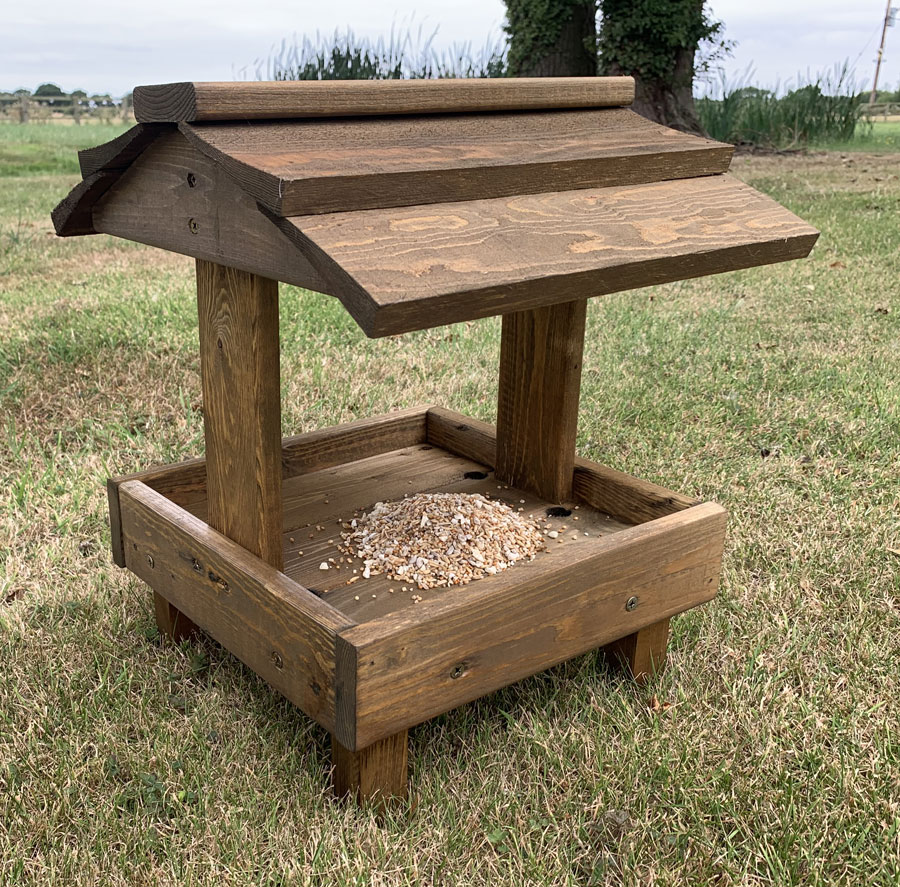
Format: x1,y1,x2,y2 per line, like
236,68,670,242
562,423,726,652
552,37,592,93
277,175,820,337
118,480,352,733
78,122,168,177
91,131,328,292
337,502,726,748
332,731,408,809
134,77,636,123
51,171,118,236
426,407,698,523
180,109,732,216
496,300,586,502
105,407,430,520
603,618,670,685
196,260,283,569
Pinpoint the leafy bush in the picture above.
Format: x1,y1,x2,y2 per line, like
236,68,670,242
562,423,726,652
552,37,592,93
697,63,867,149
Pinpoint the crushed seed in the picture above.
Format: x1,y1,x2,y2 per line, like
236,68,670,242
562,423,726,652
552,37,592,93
339,492,546,590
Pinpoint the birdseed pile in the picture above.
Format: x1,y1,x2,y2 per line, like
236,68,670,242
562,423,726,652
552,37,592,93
340,492,546,590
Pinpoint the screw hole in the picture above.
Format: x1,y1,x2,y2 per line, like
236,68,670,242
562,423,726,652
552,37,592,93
187,172,197,188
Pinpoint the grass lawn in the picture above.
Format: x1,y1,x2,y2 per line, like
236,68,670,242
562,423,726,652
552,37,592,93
1,123,899,886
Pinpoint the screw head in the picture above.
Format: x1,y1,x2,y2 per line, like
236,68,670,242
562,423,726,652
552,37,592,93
625,595,638,612
271,651,284,670
450,663,467,680
188,218,199,234
186,172,197,188
146,554,154,568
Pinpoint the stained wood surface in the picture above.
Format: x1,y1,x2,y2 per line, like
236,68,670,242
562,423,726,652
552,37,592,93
338,502,726,748
78,123,168,177
197,261,283,569
118,481,352,733
425,407,698,524
153,591,198,643
279,174,820,337
51,171,118,236
603,618,671,685
332,731,409,808
181,109,732,216
496,301,586,502
134,78,636,123
91,132,327,292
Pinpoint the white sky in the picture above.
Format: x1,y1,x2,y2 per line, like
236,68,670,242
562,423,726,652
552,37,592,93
4,0,897,97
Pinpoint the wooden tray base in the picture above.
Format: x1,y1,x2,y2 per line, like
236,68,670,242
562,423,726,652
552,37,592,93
108,406,726,805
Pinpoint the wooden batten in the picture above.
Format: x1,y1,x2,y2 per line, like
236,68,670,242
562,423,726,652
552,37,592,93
134,77,636,122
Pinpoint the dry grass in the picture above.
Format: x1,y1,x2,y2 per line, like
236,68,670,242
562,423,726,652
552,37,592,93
1,129,899,886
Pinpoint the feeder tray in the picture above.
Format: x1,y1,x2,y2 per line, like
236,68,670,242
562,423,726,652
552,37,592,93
54,77,818,808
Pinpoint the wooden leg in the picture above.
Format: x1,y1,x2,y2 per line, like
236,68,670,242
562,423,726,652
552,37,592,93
196,260,283,570
332,731,409,810
604,618,670,685
496,300,587,502
153,591,198,643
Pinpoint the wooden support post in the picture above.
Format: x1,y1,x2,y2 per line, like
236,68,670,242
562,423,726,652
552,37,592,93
604,618,670,685
496,300,587,503
153,260,283,641
331,732,409,811
153,591,198,643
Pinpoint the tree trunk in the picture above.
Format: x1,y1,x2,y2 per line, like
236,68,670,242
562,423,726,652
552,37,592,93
610,48,704,135
505,0,597,77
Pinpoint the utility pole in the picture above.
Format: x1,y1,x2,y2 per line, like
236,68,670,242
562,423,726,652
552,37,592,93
870,0,895,104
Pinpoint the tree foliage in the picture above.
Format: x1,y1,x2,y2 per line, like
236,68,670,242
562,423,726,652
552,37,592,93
503,0,597,76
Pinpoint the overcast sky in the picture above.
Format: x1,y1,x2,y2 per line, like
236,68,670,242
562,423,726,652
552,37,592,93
4,0,896,97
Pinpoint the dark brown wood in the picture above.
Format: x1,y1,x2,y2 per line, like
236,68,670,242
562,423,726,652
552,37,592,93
338,502,726,748
105,406,430,528
118,480,353,733
196,260,283,569
153,591,198,643
90,132,328,292
78,122,169,177
277,175,820,337
134,78,636,123
180,109,732,216
496,300,586,502
331,732,409,809
603,618,671,685
425,407,696,524
51,171,118,236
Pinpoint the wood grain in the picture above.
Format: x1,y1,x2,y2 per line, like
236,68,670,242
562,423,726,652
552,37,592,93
153,591,198,643
118,480,353,733
425,407,698,524
279,174,820,337
180,109,732,216
603,618,670,685
337,502,727,748
91,131,327,292
134,78,636,123
78,123,169,177
196,261,283,569
332,731,409,809
497,300,586,502
51,171,118,236
105,407,431,553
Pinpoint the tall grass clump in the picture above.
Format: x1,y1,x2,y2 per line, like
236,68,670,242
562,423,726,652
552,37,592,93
260,24,507,81
697,63,867,149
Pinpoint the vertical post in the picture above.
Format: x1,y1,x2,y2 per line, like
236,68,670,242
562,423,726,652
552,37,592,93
332,733,409,811
496,299,587,502
153,261,283,642
604,618,670,685
497,299,670,681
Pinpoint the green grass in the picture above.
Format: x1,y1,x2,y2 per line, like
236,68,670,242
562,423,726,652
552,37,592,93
816,119,900,153
0,122,130,176
1,128,900,886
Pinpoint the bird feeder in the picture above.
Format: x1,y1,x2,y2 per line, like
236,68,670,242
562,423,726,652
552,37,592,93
53,77,818,808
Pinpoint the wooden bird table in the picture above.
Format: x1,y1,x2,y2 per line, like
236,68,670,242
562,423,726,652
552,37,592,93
53,77,818,808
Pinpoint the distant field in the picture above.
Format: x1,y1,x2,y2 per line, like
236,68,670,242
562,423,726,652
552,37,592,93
1,124,899,886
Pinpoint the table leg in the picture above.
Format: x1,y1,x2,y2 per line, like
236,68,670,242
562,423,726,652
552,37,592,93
604,618,671,685
332,732,409,811
153,591,198,643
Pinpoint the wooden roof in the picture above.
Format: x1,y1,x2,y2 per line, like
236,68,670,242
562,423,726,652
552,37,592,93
53,78,819,337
